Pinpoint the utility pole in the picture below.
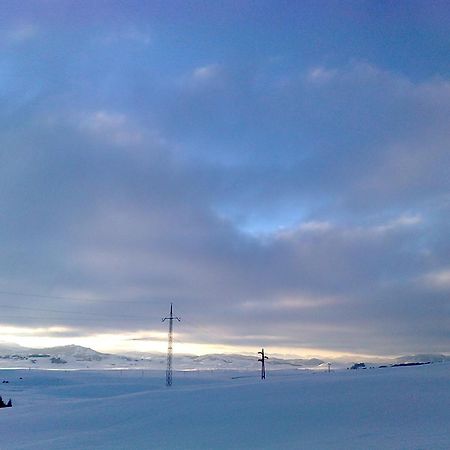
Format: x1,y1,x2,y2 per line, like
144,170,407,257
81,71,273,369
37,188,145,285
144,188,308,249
327,363,331,373
258,348,268,380
162,303,180,387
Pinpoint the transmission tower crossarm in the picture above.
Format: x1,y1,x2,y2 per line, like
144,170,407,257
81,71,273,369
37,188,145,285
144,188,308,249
162,302,181,322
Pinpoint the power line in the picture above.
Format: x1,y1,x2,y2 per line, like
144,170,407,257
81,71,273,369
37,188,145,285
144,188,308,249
0,289,166,305
0,290,104,302
181,316,217,338
0,313,150,324
0,303,147,321
0,291,223,332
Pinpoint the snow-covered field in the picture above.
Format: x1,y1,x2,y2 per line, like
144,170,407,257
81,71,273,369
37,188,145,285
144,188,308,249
0,362,449,449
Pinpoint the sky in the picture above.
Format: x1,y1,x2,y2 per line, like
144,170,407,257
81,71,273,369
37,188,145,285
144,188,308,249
0,0,449,358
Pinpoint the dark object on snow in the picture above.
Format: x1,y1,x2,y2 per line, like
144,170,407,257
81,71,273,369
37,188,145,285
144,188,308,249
391,361,431,368
0,396,12,408
350,362,366,370
50,357,67,364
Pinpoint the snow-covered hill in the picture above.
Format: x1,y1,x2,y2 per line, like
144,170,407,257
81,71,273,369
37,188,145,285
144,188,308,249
0,343,448,371
0,344,326,371
394,353,450,364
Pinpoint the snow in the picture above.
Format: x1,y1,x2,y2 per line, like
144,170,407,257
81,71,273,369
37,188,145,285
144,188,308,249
0,362,449,449
0,345,325,371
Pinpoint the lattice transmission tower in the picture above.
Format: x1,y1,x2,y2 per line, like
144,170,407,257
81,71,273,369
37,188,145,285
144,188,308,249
162,303,180,386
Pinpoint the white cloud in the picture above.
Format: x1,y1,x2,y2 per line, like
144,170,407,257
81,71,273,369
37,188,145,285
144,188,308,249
306,66,337,83
175,63,227,98
71,110,171,152
96,27,152,46
371,214,422,234
423,269,450,290
6,23,39,43
0,325,72,337
240,295,339,311
275,221,333,240
192,64,221,81
298,221,333,232
78,110,143,146
123,28,152,45
276,214,420,240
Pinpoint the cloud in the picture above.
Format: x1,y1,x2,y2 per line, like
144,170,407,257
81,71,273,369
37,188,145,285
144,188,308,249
192,64,221,82
180,64,227,93
370,214,422,234
146,61,450,233
77,110,143,146
0,325,71,336
96,27,152,46
0,6,449,357
3,23,39,44
306,66,337,84
240,295,341,311
422,269,450,290
0,88,446,354
291,221,333,234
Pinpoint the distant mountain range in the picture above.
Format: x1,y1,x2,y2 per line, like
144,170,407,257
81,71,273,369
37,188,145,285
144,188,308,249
0,343,326,370
0,343,448,371
393,354,450,364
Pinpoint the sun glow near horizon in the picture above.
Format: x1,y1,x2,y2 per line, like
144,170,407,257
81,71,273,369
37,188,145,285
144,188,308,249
0,324,399,361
